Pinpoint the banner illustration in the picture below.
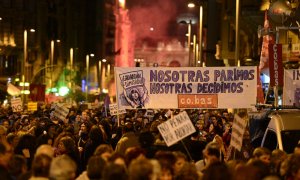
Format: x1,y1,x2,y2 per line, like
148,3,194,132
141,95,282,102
119,70,149,108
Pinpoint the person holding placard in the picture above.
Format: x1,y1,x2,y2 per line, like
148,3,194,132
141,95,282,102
195,141,224,173
115,122,140,155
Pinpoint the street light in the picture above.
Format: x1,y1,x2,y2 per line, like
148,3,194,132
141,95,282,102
86,55,89,102
50,40,54,89
198,6,203,66
22,30,27,103
49,39,60,90
188,20,192,66
178,20,192,66
177,12,198,66
69,48,74,104
22,29,35,104
98,59,104,92
99,59,109,93
236,0,240,66
188,2,203,67
69,48,73,90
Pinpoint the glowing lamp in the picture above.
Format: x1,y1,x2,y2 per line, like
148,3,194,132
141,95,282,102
58,86,69,96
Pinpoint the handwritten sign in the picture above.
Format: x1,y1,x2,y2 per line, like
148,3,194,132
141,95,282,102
230,114,248,151
27,102,38,112
157,111,196,147
11,98,23,112
109,103,126,116
52,103,69,122
146,109,155,117
283,69,300,106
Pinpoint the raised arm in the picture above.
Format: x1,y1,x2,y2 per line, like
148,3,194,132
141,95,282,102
123,89,136,107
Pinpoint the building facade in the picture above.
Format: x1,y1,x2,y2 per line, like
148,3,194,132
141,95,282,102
0,0,116,95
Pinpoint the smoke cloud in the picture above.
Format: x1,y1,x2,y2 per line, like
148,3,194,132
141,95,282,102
127,0,186,45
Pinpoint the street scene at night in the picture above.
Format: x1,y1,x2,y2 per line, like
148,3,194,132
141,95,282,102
0,0,300,179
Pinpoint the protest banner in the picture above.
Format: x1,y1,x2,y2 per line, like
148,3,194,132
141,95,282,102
283,68,300,106
230,114,248,151
11,98,23,112
115,67,257,109
157,111,196,147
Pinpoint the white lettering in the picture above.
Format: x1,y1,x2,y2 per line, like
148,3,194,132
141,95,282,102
273,44,279,86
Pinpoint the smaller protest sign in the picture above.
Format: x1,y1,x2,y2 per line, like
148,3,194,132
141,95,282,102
283,69,300,106
118,108,126,115
230,114,248,151
87,103,92,109
11,98,23,112
146,109,155,118
52,103,69,122
109,104,118,115
157,111,196,147
27,102,38,112
109,103,126,116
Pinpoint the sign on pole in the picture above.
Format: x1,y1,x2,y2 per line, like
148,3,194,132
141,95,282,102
230,114,248,151
11,98,23,112
269,44,283,87
157,111,196,147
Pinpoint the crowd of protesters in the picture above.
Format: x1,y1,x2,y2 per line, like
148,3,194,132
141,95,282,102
0,103,299,180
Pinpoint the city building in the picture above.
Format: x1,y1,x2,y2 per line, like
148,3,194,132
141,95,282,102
0,0,116,101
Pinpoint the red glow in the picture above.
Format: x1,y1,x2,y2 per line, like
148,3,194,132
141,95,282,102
128,1,178,45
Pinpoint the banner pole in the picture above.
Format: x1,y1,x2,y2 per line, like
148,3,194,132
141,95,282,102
114,68,120,127
117,111,120,127
264,84,271,104
274,86,278,108
233,147,236,160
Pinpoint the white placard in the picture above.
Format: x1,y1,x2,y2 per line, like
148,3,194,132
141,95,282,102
230,114,248,151
157,111,196,147
283,69,300,106
109,104,118,115
109,103,126,116
11,98,23,112
146,109,155,117
52,103,69,122
27,102,38,112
